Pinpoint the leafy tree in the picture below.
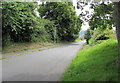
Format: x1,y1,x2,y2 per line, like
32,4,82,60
89,3,114,30
84,29,92,44
2,2,56,47
32,17,56,42
77,2,116,45
38,2,82,41
85,2,115,45
2,2,37,46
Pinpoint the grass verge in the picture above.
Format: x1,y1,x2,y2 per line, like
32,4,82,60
0,57,8,60
75,38,82,42
61,39,118,81
2,42,71,54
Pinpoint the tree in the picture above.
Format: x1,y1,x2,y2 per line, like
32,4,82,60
84,29,91,44
2,2,37,46
77,1,115,44
87,2,116,45
38,2,82,41
32,17,57,42
2,2,56,47
89,3,114,30
113,2,120,66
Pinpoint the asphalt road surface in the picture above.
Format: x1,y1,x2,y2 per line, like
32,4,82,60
2,41,85,81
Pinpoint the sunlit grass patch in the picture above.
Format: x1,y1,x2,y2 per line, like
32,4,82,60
75,38,82,42
0,56,8,60
61,39,118,81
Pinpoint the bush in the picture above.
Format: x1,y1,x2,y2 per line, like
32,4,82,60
31,17,56,42
89,29,116,45
84,29,93,44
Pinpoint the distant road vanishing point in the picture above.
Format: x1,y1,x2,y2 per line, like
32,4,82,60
3,41,85,81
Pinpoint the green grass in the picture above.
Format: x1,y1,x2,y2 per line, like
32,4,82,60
0,56,8,60
61,39,119,81
75,38,82,42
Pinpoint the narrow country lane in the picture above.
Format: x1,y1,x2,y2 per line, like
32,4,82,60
2,41,85,81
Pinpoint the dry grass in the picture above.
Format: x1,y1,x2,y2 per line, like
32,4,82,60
2,42,70,54
3,42,56,53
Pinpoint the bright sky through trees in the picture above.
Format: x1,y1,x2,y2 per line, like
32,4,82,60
73,0,94,30
36,0,113,31
36,0,92,30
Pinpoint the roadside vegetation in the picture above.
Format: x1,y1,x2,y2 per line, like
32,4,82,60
1,2,82,53
62,2,119,81
61,39,118,81
1,1,120,81
75,37,83,42
2,41,72,54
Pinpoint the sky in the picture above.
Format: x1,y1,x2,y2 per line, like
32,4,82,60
73,0,94,31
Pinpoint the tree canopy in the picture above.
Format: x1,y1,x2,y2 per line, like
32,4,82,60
38,2,82,41
89,3,114,30
82,2,115,44
2,2,83,47
2,2,56,46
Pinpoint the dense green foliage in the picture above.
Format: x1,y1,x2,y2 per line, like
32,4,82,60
2,2,82,47
89,3,114,30
2,2,57,47
89,29,116,45
31,17,56,42
2,2,36,42
84,29,92,44
38,2,82,41
61,39,118,81
62,2,119,81
85,3,115,44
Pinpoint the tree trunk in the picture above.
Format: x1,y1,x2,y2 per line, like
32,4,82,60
114,2,120,66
